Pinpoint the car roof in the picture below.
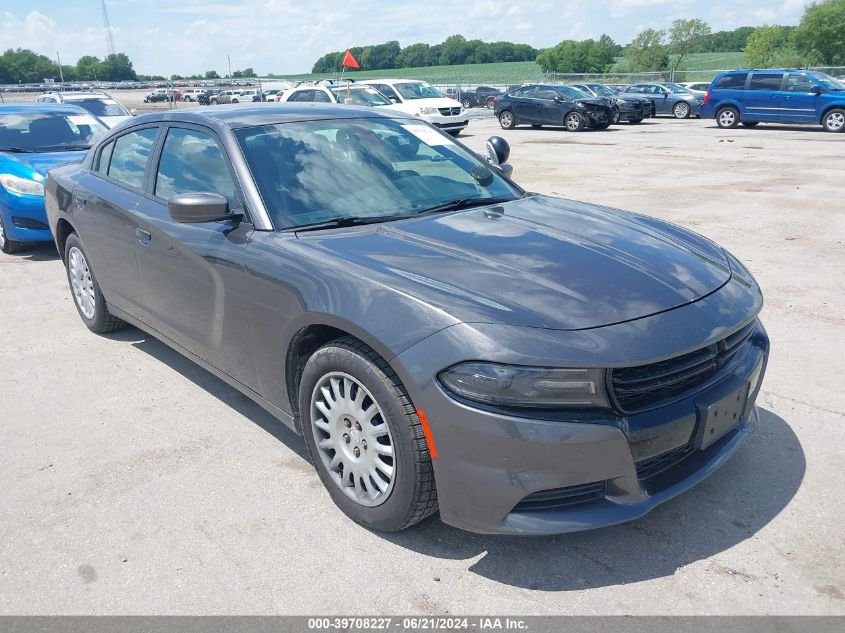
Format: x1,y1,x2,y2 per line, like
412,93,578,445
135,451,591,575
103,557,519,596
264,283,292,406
129,104,413,130
362,79,425,84
0,103,89,116
44,92,110,100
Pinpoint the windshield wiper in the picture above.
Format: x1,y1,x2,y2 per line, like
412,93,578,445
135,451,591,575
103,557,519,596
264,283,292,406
416,197,517,215
291,214,406,233
0,147,37,153
39,145,92,152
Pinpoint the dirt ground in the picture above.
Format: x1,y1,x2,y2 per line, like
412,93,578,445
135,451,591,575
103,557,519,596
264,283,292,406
0,107,843,615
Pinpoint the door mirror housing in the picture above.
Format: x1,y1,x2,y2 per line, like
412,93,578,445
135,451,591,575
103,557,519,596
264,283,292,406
486,136,510,166
129,108,138,116
168,192,234,224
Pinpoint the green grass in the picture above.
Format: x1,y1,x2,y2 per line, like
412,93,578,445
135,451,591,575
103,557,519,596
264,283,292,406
259,52,747,85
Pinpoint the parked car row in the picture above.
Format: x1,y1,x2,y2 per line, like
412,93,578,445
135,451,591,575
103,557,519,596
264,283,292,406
34,91,135,129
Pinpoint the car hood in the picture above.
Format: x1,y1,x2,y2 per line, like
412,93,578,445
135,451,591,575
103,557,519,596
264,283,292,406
575,97,612,109
0,150,86,178
297,196,732,331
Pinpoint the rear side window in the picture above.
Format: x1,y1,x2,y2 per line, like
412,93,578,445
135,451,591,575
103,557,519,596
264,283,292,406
716,73,748,90
154,127,237,205
107,127,159,190
749,74,783,91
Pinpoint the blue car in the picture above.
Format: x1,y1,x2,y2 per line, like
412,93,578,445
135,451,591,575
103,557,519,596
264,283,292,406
701,69,845,132
0,104,107,253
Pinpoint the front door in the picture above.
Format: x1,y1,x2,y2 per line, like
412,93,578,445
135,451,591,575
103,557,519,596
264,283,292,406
536,87,566,124
744,72,785,121
780,73,822,123
132,124,258,387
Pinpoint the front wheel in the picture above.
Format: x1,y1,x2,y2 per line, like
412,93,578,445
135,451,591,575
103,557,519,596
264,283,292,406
564,111,585,132
300,337,438,532
498,110,516,129
716,106,740,129
823,108,845,133
63,234,126,333
673,102,691,119
0,215,27,254
462,99,473,109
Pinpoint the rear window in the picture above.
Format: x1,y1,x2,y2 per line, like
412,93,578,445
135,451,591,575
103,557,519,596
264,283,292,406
716,74,748,90
749,74,783,91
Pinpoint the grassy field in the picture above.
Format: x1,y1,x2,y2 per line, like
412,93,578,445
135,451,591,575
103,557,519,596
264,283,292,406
261,52,747,86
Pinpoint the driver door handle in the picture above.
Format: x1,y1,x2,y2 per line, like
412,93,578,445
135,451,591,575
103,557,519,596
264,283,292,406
135,228,151,244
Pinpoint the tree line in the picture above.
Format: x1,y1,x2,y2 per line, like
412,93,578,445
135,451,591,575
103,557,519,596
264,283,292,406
312,36,538,73
0,49,138,84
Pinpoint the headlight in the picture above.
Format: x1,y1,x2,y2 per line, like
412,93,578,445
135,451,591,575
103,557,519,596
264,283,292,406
419,106,439,115
438,362,609,408
0,173,45,197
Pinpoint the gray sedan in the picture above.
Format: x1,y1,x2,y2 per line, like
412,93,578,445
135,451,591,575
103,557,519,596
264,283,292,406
44,105,768,535
622,82,705,118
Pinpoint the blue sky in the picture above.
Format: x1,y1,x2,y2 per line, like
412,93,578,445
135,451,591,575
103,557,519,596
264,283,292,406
0,0,806,75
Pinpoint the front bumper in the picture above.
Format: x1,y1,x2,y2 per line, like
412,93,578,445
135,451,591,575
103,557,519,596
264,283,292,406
393,275,768,535
0,195,52,244
431,119,469,132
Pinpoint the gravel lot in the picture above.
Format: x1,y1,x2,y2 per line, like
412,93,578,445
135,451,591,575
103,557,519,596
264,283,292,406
0,108,843,615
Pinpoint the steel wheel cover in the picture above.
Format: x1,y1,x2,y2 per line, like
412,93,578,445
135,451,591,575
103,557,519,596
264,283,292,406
827,112,845,131
310,371,396,507
68,246,96,320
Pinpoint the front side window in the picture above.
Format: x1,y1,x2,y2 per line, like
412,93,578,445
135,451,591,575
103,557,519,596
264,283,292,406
392,82,445,100
556,86,589,100
154,127,236,205
749,73,784,91
372,84,399,101
235,118,519,229
107,127,159,190
537,88,560,101
786,74,814,93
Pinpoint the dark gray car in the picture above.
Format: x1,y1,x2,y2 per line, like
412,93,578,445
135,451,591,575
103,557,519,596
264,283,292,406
622,82,705,118
45,105,769,535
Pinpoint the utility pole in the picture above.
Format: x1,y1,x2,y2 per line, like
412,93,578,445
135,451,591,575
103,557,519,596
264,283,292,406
56,52,64,85
227,54,232,79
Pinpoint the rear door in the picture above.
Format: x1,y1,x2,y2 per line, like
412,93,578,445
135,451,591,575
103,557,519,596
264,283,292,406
744,72,785,121
781,73,821,123
72,125,160,318
510,86,539,123
131,123,258,386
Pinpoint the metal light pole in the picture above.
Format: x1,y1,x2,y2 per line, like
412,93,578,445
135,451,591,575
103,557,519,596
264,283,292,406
56,52,64,85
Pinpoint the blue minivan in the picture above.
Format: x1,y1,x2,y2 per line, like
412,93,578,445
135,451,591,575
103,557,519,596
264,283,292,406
700,69,845,132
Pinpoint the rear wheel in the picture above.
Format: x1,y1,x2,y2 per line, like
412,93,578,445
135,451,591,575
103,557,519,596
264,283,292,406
485,97,496,109
0,215,27,254
299,337,438,531
673,102,691,119
716,106,740,129
822,108,845,133
564,111,585,132
498,110,516,129
462,99,473,109
63,234,126,333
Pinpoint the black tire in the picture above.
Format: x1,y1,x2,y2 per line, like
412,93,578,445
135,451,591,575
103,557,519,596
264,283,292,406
629,118,643,124
63,234,126,334
716,106,740,129
498,110,516,129
822,108,845,133
0,215,27,254
462,99,473,109
673,102,691,119
299,336,438,532
564,111,585,132
485,97,495,109
741,122,759,128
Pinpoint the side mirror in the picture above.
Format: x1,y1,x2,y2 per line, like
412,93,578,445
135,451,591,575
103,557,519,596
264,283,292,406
496,163,514,180
811,85,823,95
389,96,400,103
486,136,510,166
168,192,233,224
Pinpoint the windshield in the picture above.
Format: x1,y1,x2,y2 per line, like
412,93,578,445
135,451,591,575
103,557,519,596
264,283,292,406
235,118,518,229
0,112,107,151
810,72,845,91
556,85,591,100
70,98,130,117
329,86,393,107
393,82,445,100
663,83,690,94
585,84,615,97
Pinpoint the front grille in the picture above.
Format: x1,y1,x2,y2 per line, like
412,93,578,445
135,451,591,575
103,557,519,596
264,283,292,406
636,442,695,480
611,323,755,412
438,107,461,116
512,480,607,513
12,217,49,230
